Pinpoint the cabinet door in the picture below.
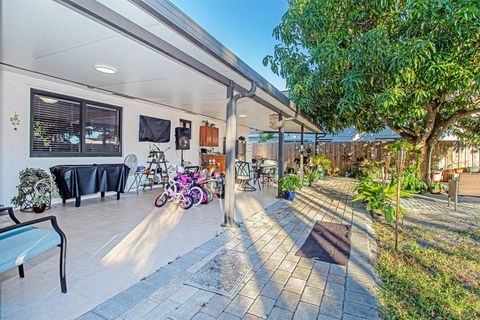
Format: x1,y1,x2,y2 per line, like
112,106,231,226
207,127,213,147
199,126,207,146
211,127,219,146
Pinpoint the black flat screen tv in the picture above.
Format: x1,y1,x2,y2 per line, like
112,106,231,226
139,115,171,143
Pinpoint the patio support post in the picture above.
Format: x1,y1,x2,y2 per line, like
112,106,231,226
277,113,284,198
223,81,256,227
299,125,304,177
315,132,319,155
224,80,236,227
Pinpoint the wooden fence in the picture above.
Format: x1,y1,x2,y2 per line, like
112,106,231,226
251,141,480,174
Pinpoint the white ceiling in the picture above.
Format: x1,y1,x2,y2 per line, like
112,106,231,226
0,0,309,132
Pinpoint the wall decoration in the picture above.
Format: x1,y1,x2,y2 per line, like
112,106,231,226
10,112,20,130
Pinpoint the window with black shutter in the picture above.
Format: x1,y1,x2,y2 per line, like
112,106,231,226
30,90,122,157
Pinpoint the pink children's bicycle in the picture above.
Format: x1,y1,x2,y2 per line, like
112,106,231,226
154,177,194,209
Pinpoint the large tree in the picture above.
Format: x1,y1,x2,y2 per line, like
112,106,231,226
264,0,480,181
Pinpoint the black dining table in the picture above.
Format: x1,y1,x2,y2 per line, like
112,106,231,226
50,164,130,207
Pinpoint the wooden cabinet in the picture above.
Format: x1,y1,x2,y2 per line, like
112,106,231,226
200,154,226,173
199,126,219,147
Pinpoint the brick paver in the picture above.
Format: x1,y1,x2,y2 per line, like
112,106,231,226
77,178,379,320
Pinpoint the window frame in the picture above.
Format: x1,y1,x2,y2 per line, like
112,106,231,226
30,89,123,158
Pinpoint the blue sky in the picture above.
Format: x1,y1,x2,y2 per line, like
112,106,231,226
170,0,288,91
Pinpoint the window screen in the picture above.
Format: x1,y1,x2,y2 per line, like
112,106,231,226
30,90,122,157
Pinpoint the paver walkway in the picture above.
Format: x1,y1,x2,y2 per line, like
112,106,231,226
77,178,379,320
402,193,480,232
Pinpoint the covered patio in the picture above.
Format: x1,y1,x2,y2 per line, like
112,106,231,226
0,0,320,227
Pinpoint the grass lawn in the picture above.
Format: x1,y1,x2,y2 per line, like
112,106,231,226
373,220,480,319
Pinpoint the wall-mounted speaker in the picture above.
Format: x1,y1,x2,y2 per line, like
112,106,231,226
175,127,190,150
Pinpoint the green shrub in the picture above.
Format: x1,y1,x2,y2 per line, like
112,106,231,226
353,160,382,180
311,155,332,175
302,168,318,186
354,177,414,223
392,166,428,194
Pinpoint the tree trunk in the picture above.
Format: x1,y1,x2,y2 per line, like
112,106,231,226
420,140,435,185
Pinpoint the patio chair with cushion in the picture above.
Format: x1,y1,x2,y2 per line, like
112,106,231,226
235,160,256,191
448,173,480,211
0,207,67,293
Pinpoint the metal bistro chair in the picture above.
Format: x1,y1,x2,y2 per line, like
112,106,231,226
260,159,278,187
235,160,256,191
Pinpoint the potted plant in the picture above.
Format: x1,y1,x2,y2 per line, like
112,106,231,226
32,177,58,213
11,168,58,211
32,193,49,213
431,164,443,182
302,169,317,187
279,175,302,200
429,182,443,194
311,155,332,177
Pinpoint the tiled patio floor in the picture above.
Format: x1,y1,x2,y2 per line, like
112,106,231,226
0,185,278,320
77,178,379,320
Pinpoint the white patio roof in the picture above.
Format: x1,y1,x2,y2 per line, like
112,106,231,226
1,0,322,133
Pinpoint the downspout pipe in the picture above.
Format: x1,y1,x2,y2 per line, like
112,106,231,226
233,82,257,101
223,81,256,228
278,104,299,128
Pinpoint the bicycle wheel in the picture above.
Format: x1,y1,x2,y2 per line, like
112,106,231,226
203,187,214,204
180,195,194,209
190,186,205,207
155,192,169,207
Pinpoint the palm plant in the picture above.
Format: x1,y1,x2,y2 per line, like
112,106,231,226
354,177,414,223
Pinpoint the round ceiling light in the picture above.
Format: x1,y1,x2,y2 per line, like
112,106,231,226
239,114,247,118
94,64,117,74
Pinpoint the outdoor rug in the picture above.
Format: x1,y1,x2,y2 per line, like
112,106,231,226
296,221,352,266
184,249,252,297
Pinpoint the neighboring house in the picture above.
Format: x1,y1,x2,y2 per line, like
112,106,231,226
249,127,401,143
250,126,460,143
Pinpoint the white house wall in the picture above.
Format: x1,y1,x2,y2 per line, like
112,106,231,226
0,69,251,206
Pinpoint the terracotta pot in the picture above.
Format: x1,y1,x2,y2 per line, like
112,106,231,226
32,203,47,214
430,188,441,194
431,171,443,182
446,169,454,174
455,168,465,173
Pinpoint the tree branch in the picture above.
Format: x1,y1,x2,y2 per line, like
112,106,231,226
380,114,417,142
428,107,480,143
